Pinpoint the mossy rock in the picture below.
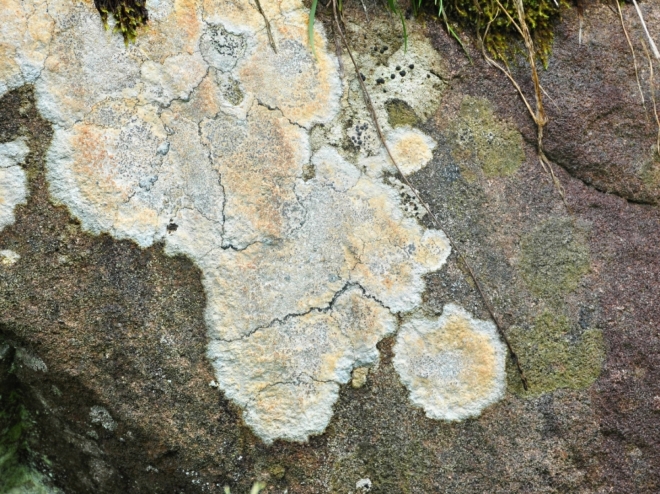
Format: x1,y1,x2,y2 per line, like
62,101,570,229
94,0,148,45
448,96,525,179
519,217,590,301
1,350,59,494
432,0,564,64
506,311,605,396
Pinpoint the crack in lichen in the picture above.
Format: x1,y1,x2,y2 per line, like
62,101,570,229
219,281,392,344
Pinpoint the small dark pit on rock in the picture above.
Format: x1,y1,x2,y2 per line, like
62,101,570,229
409,64,414,69
396,66,401,71
391,74,395,79
376,78,385,84
400,70,406,76
166,222,178,233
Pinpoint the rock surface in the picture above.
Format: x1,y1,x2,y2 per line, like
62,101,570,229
0,0,659,492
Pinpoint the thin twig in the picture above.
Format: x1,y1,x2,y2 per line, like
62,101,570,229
330,0,529,390
642,42,660,153
361,0,370,22
632,0,660,60
616,0,647,110
254,0,277,53
578,13,582,45
331,21,345,78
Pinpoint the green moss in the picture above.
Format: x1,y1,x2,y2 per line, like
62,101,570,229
385,99,420,128
519,217,590,301
449,96,525,179
0,393,39,493
94,0,148,45
416,0,565,64
267,464,286,480
1,347,59,494
506,311,605,396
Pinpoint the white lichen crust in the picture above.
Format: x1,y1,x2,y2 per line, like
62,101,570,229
393,304,507,421
0,0,468,443
210,286,396,442
0,138,29,232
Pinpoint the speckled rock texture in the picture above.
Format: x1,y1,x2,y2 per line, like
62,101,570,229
0,0,659,492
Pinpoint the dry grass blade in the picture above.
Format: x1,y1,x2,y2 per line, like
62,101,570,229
632,0,660,60
616,0,647,109
254,0,277,53
487,0,568,207
578,11,582,45
329,0,529,390
641,42,660,153
361,0,370,22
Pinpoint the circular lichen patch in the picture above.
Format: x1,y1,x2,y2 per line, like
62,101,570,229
393,304,506,421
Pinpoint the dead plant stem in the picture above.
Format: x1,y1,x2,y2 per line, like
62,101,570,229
642,42,660,153
487,0,568,208
632,0,660,60
254,0,277,53
616,0,647,110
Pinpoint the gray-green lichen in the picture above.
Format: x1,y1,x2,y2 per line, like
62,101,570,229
506,311,605,396
640,150,660,193
519,218,591,301
385,99,420,128
449,96,525,179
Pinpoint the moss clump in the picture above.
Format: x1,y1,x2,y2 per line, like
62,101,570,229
94,0,148,45
506,311,605,396
0,344,58,494
0,389,48,493
267,464,286,480
519,217,590,301
415,0,564,64
449,96,525,179
385,99,420,128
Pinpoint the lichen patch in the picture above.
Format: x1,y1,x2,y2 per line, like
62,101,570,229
388,127,437,175
0,0,53,99
208,286,396,443
0,250,20,266
506,311,604,397
393,304,506,421
519,218,591,301
2,0,460,443
448,96,525,179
